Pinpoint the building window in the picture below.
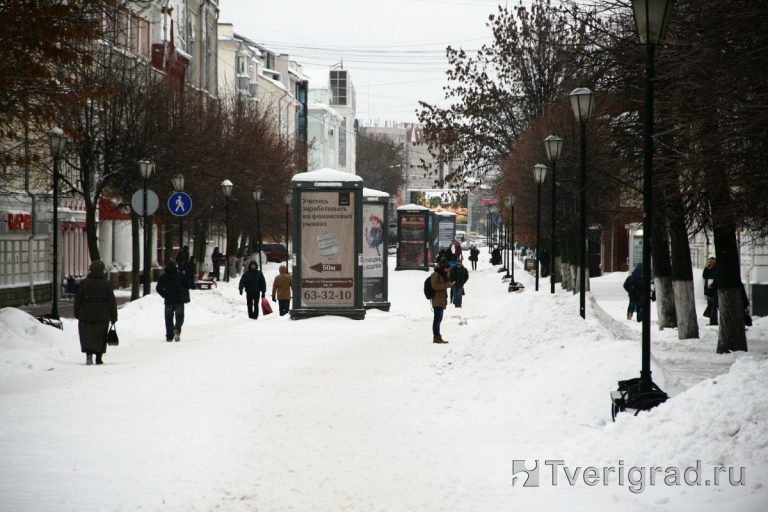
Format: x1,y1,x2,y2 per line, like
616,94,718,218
330,70,347,106
236,56,246,75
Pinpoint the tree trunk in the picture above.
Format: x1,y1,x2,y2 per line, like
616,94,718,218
702,126,747,353
164,221,174,267
84,197,101,262
667,181,699,339
652,217,677,329
130,210,140,301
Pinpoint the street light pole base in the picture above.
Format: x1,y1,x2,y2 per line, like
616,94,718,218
610,377,668,421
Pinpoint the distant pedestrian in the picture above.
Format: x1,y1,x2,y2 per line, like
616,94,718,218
272,264,293,316
623,264,643,321
211,247,223,280
239,260,266,319
185,256,198,289
430,256,453,344
74,260,117,365
702,257,717,325
449,260,469,308
156,261,189,341
451,240,463,262
468,245,480,270
175,245,189,268
490,246,502,266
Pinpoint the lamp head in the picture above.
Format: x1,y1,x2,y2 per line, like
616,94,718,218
544,134,564,162
569,87,594,124
221,179,233,198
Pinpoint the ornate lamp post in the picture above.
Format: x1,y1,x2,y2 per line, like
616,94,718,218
171,174,185,249
533,163,548,291
48,128,67,319
138,159,155,296
252,184,263,270
221,179,233,282
544,134,564,294
284,190,292,263
569,87,594,319
631,0,673,400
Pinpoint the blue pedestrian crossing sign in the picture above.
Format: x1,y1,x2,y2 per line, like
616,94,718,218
493,214,503,226
168,192,192,217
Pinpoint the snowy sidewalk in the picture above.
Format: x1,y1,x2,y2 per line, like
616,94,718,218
1,258,766,511
587,269,768,394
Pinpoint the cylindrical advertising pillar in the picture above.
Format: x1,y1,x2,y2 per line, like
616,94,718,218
362,188,390,311
290,168,365,320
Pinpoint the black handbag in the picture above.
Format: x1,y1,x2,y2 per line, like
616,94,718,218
106,323,119,346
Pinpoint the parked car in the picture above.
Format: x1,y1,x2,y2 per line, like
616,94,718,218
261,243,288,263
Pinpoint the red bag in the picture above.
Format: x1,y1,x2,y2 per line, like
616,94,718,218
261,297,273,315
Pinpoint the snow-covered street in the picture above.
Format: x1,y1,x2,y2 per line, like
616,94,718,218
1,258,767,511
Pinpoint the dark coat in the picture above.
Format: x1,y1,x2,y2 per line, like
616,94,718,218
74,268,117,354
623,265,643,302
239,262,267,296
156,262,189,305
702,266,717,297
430,266,452,308
449,265,469,287
468,247,480,262
212,249,223,266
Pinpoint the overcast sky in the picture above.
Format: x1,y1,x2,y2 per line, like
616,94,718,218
218,0,503,125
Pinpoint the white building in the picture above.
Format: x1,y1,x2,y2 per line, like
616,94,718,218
307,69,357,173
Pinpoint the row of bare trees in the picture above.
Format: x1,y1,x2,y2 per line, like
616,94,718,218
1,0,300,300
417,0,768,353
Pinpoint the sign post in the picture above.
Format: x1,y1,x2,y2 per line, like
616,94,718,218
290,168,365,320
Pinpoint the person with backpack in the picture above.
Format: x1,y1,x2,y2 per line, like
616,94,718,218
239,260,267,319
156,261,190,341
449,260,469,308
623,264,643,321
426,256,453,344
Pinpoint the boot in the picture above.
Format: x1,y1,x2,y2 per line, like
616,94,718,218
95,354,103,365
433,336,448,344
627,313,633,320
174,328,180,342
85,354,93,365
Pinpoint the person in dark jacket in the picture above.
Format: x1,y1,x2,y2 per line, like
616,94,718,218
468,245,480,270
239,260,267,319
156,261,189,341
271,264,293,316
623,264,643,321
211,247,223,280
490,246,502,266
185,256,198,289
74,260,117,365
430,257,453,344
449,260,469,307
175,245,190,268
702,257,717,325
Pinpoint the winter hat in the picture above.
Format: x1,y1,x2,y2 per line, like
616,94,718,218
88,260,106,274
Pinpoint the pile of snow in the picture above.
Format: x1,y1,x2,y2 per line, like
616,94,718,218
0,308,73,373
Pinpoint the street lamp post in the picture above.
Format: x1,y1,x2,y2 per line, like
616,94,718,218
221,179,233,282
252,185,263,270
632,0,673,397
569,87,594,319
533,163,548,291
171,174,185,250
48,128,67,319
505,193,516,282
284,190,292,264
544,135,564,294
138,159,155,296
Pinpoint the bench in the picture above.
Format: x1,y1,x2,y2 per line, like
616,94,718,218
195,280,216,290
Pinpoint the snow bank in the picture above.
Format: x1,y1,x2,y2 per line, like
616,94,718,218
0,308,73,373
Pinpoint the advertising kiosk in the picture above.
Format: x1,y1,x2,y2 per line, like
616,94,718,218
290,168,365,320
432,211,456,259
362,188,390,311
395,204,430,271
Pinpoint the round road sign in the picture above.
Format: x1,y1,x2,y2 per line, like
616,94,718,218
131,189,159,216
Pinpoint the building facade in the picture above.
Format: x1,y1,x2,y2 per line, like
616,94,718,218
307,69,357,173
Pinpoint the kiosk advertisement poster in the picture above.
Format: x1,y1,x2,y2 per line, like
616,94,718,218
363,203,385,300
438,217,455,250
300,190,355,307
399,212,427,267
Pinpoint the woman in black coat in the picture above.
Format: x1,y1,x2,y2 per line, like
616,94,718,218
74,260,118,365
